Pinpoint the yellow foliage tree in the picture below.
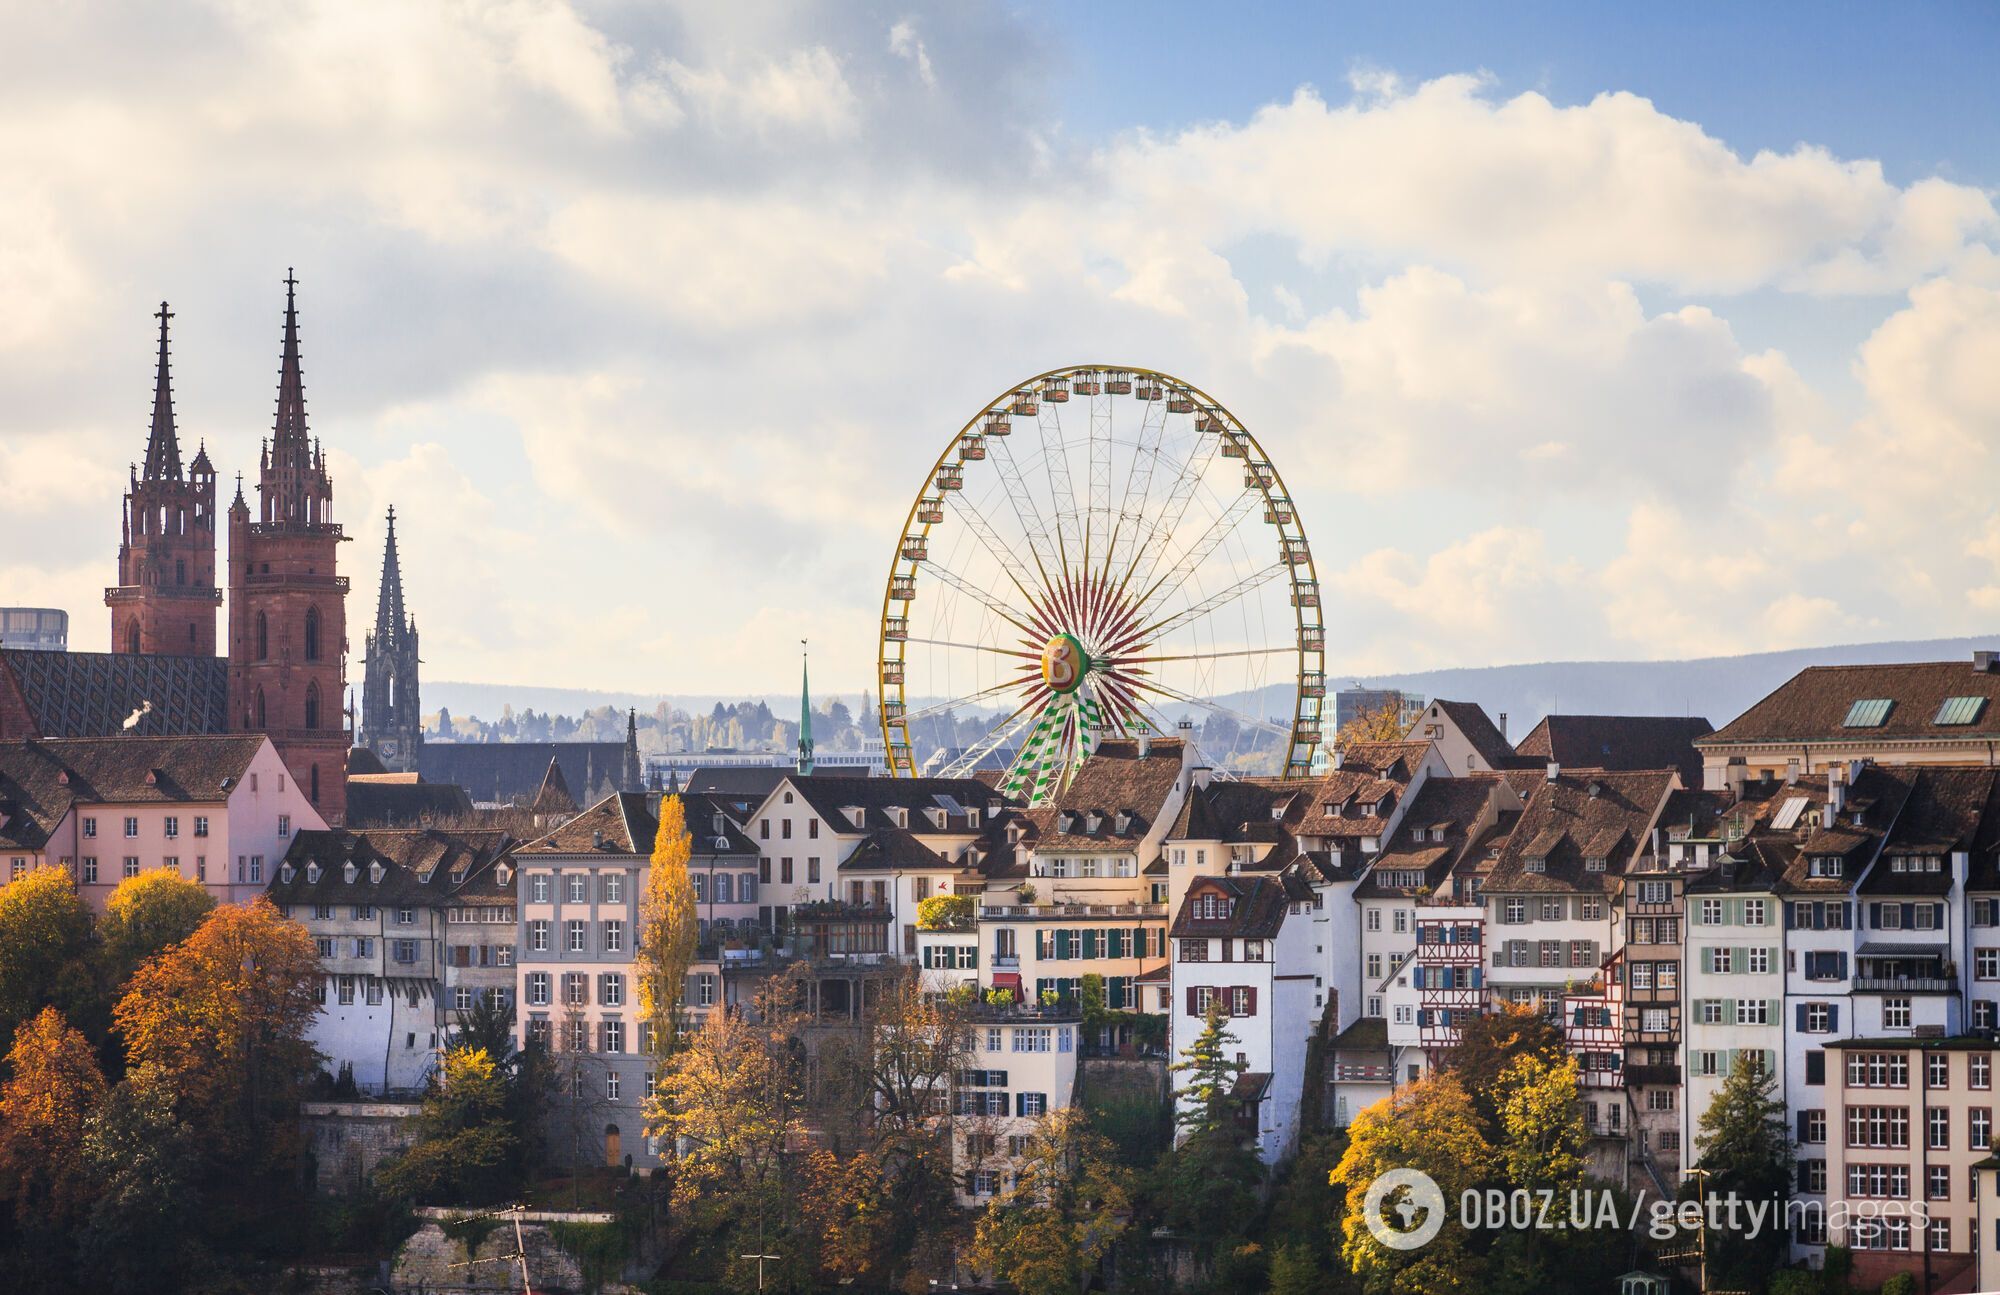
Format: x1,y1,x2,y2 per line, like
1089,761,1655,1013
0,1006,107,1229
99,868,216,988
636,793,698,1058
1331,1072,1492,1293
1332,699,1409,754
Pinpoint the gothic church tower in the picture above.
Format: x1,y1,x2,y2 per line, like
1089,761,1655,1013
106,303,221,655
360,506,422,772
227,271,349,822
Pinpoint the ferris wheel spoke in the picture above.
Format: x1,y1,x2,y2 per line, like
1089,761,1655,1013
1132,488,1262,616
943,694,1050,780
1087,386,1114,577
938,497,1049,627
1126,676,1295,739
1036,400,1083,580
1116,644,1298,667
988,433,1063,588
901,636,1040,660
1109,562,1287,651
900,675,1038,727
1100,388,1167,588
1124,413,1225,596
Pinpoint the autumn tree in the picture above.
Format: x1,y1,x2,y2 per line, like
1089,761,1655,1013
637,793,699,1058
376,1046,518,1205
77,1080,202,1294
112,898,321,1232
647,971,818,1291
0,864,96,1046
1332,699,1409,753
966,1108,1133,1295
1483,1053,1593,1292
1332,1073,1493,1294
97,869,215,989
1440,1001,1565,1125
0,1007,107,1233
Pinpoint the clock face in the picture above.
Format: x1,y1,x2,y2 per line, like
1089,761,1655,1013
380,739,401,759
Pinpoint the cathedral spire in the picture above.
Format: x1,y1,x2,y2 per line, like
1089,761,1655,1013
272,268,309,459
376,506,407,642
143,302,182,482
797,640,815,775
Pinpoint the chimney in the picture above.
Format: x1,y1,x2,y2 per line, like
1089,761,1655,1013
1192,766,1213,790
1137,731,1152,759
1827,766,1846,816
1545,761,1560,782
1498,712,1508,740
1332,748,1345,770
1785,758,1800,786
1725,761,1747,800
1977,651,1997,674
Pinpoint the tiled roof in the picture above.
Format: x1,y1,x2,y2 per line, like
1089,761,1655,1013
0,734,270,850
516,792,657,855
1026,739,1186,849
417,741,632,806
1292,767,1408,841
1704,661,2000,746
783,773,1010,838
268,827,513,906
1859,767,2000,896
1330,1016,1389,1052
530,757,577,815
1338,741,1432,779
1483,769,1674,894
346,779,474,828
1358,775,1508,897
1169,874,1293,939
1513,715,1712,785
1168,778,1305,842
1428,699,1517,769
0,649,228,739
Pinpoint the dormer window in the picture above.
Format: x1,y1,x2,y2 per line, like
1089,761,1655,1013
712,814,726,834
496,864,512,886
1114,811,1132,834
1085,812,1102,834
306,862,321,884
845,807,866,829
1809,856,1844,878
1585,857,1607,873
890,807,909,829
369,862,385,885
280,863,295,884
343,862,358,884
1525,856,1547,873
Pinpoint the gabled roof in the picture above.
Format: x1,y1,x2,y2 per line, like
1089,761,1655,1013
530,757,577,815
1859,766,2000,896
1704,660,2000,746
1423,699,1517,770
1338,741,1432,779
1169,874,1292,939
1513,715,1712,785
1292,767,1409,841
1484,769,1674,894
1029,738,1186,849
1167,778,1304,843
345,778,474,828
675,792,760,857
417,740,632,806
0,734,270,850
1358,775,1508,897
268,827,513,906
0,649,229,739
779,773,1008,838
516,791,657,855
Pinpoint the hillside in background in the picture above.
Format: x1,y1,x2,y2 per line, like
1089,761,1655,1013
425,634,2000,745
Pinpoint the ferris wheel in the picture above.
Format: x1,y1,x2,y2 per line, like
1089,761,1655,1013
877,366,1326,804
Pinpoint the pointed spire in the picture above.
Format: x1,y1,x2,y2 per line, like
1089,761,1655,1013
532,755,577,816
798,640,815,775
143,302,182,481
376,506,406,643
273,268,309,456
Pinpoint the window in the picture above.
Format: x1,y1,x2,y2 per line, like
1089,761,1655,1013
338,976,355,1005
1642,1009,1669,1033
123,857,139,879
567,875,587,903
249,855,262,883
1845,1106,1910,1149
193,816,208,837
1748,948,1769,974
603,873,623,904
454,987,473,1012
1013,1027,1052,1053
1711,947,1735,974
1802,1110,1826,1144
531,874,550,903
124,817,138,838
163,816,179,838
1394,909,1409,933
1736,1000,1769,1026
1885,997,1912,1030
277,814,290,839
603,920,625,953
563,973,588,1006
397,906,415,925
1976,1055,1993,1090
316,937,334,958
1366,954,1383,979
1580,897,1604,921
82,818,96,839
603,1020,624,1054
1847,1053,1910,1088
1018,1093,1048,1117
1976,1108,1993,1151
606,1070,621,1101
1540,899,1564,921
1179,939,1208,962
568,920,587,952
1929,1054,1950,1089
81,857,97,883
1929,1165,1951,1201
353,937,373,958
1930,1106,1951,1150
367,980,383,1006
1804,1002,1832,1033
1744,899,1766,926
602,974,625,1007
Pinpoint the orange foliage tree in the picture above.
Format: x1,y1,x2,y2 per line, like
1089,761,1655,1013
0,1006,107,1230
112,899,321,1177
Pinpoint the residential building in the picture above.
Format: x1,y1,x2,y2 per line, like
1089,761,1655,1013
952,1004,1082,1206
1407,698,1518,775
1513,714,1713,787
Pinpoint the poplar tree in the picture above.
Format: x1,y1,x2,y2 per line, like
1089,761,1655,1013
637,793,698,1058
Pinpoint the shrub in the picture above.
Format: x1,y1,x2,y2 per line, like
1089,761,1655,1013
915,894,975,931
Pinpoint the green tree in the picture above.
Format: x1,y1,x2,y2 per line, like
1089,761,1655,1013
97,869,215,989
1331,1074,1493,1294
1440,1002,1565,1126
637,793,698,1057
1268,1242,1330,1295
77,1081,202,1294
967,1108,1133,1295
1690,1053,1793,1287
0,865,96,1046
1484,1053,1594,1294
1162,1003,1263,1239
376,1046,517,1205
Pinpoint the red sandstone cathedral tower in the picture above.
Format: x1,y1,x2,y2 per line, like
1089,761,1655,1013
227,272,349,822
106,303,222,655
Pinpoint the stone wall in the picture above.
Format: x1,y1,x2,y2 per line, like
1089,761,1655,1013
392,1219,644,1295
301,1100,422,1195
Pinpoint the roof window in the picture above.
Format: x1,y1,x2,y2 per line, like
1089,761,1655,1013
1936,696,1988,725
1842,698,1893,727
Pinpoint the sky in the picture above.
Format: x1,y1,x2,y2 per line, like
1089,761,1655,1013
3,0,1999,698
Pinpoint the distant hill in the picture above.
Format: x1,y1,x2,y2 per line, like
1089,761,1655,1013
1220,634,2000,743
428,634,2000,741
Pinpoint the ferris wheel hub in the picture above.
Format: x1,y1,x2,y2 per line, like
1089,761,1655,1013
1040,632,1090,695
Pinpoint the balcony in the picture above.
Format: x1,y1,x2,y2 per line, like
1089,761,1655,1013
1333,1064,1392,1083
990,954,1021,971
979,902,1165,919
1626,1064,1681,1086
1853,977,1956,993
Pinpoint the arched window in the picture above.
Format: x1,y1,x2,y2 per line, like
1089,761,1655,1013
304,683,320,730
304,607,320,661
126,622,140,654
256,612,269,660
255,688,267,729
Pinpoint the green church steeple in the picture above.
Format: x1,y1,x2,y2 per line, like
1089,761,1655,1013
798,640,815,775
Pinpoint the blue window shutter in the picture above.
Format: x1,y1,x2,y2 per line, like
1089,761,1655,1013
1829,1004,1840,1031
1796,1004,1807,1032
